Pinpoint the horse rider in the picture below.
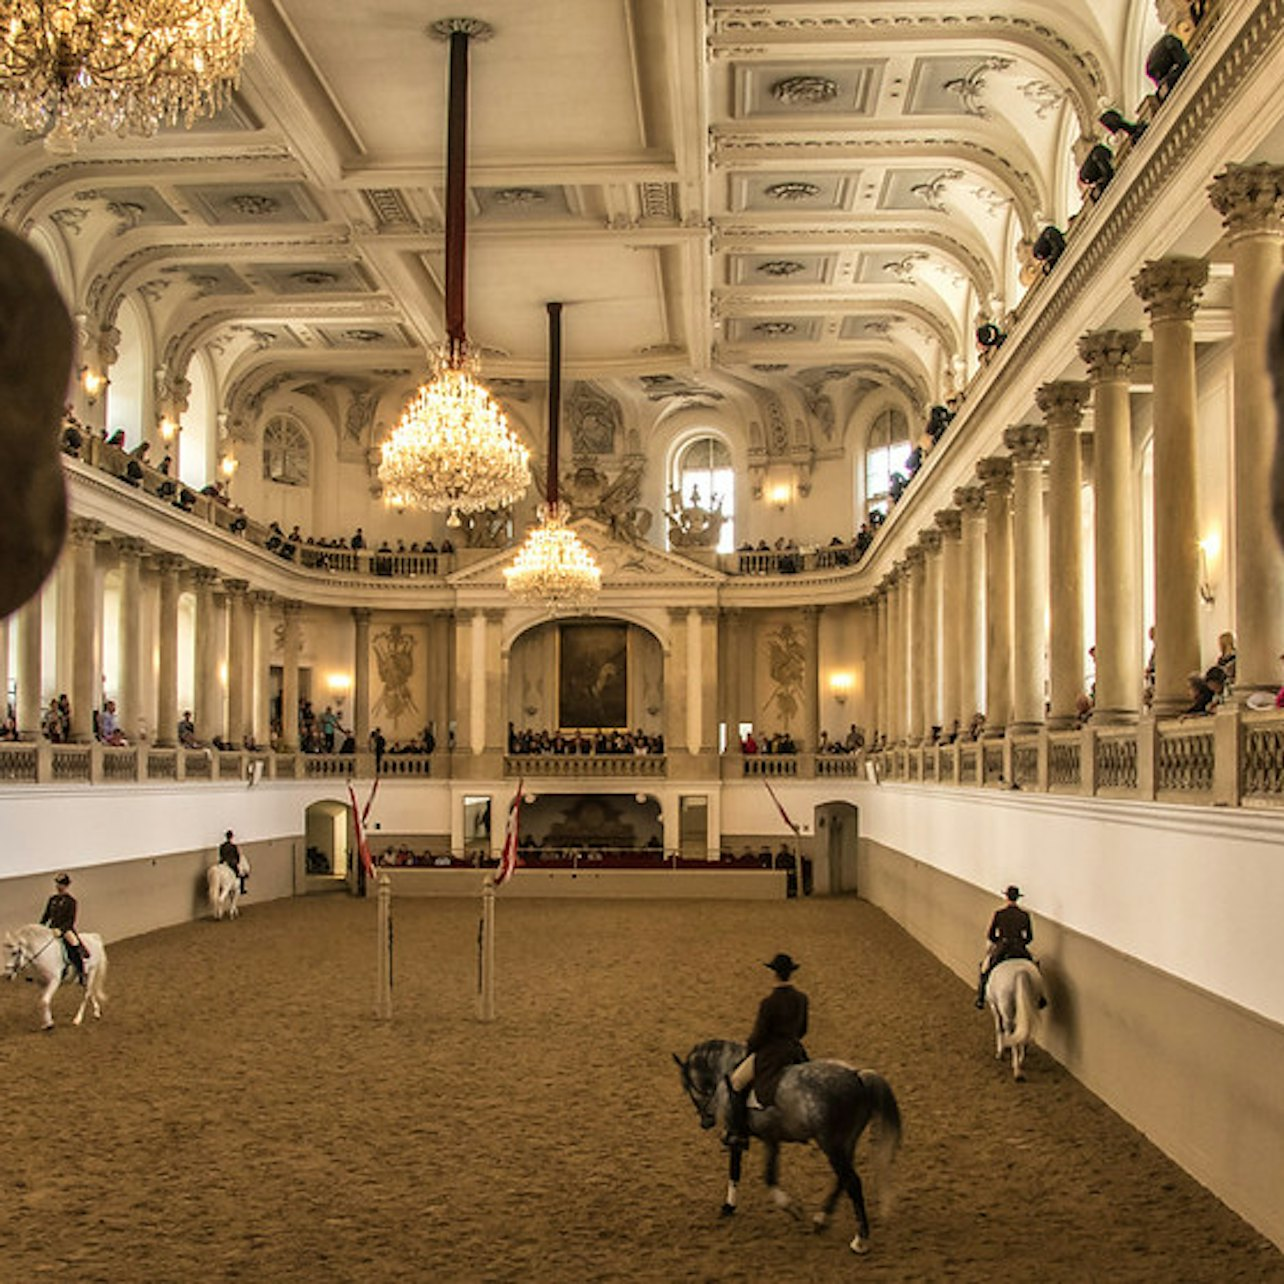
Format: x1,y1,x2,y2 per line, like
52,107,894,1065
724,952,809,1148
40,873,87,985
219,829,247,895
975,884,1033,1008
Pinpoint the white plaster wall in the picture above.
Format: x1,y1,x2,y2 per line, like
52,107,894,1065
849,781,1284,1027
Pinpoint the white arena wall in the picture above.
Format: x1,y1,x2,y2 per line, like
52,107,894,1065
848,781,1284,1253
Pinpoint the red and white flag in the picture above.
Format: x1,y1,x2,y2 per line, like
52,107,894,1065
496,778,524,887
762,777,802,837
348,778,379,879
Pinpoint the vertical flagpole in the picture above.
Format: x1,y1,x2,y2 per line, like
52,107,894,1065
478,872,496,1021
375,873,393,1019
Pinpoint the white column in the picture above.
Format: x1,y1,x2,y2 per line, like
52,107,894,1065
153,553,184,746
977,456,1014,735
69,518,102,742
1004,424,1049,733
955,485,987,729
935,509,963,736
16,591,42,739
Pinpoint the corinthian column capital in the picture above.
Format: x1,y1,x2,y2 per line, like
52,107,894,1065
934,508,963,539
1208,163,1284,240
975,455,1013,495
919,528,942,554
68,517,103,545
1077,330,1141,383
1035,380,1090,427
1002,423,1048,464
953,484,986,517
1133,257,1209,321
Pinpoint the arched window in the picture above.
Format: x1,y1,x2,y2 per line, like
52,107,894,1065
261,416,311,487
671,434,734,554
864,407,911,519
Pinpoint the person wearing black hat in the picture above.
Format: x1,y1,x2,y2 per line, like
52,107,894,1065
975,885,1034,1008
723,952,809,1149
40,873,87,985
219,830,248,895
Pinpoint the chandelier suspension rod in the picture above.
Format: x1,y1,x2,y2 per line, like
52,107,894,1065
445,29,470,362
547,301,562,510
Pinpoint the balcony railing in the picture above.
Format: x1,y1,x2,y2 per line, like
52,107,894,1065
872,709,1284,809
506,754,667,778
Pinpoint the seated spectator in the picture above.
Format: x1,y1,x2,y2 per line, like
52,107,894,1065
42,698,64,742
1075,693,1094,726
1204,665,1228,711
178,710,200,747
105,428,126,448
98,699,126,746
128,440,151,462
1182,672,1215,717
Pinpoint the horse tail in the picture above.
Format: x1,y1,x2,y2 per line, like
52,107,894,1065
857,1071,902,1215
93,942,108,1006
1008,965,1037,1049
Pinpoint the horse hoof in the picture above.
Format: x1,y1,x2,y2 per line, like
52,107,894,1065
720,1204,736,1218
850,1236,870,1256
812,1213,829,1234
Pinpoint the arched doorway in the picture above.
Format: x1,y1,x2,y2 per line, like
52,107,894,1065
304,800,350,889
814,801,858,896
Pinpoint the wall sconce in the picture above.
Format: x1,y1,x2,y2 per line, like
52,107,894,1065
1198,532,1220,607
159,417,179,443
327,673,352,695
766,481,792,511
829,672,854,705
220,455,239,479
80,367,107,404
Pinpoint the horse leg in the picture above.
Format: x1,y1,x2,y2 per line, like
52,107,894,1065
824,1147,872,1255
38,975,57,1030
721,1142,743,1217
992,1003,1005,1059
812,1170,845,1233
764,1141,799,1219
1013,1040,1026,1082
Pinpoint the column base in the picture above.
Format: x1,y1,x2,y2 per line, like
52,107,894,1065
980,727,1008,740
1046,715,1079,731
1008,721,1044,735
1092,707,1140,726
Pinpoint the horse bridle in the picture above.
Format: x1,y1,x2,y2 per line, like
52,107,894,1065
675,1057,720,1130
3,934,57,979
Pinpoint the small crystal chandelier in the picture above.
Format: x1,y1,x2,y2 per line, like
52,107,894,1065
0,2,255,151
505,302,602,610
378,19,529,527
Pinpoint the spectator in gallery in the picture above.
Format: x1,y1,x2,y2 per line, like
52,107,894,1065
1181,672,1216,717
1214,631,1236,687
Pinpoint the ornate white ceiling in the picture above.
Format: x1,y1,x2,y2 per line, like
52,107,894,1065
0,0,1164,418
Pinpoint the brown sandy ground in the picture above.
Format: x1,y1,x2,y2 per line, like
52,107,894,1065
0,893,1280,1284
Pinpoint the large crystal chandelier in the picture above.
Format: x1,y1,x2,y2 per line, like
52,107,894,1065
505,302,602,610
0,2,255,151
377,19,529,527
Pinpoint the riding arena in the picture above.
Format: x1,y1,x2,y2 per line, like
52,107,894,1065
1,891,1278,1282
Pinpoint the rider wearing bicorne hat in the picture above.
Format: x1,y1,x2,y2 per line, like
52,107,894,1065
723,952,809,1149
40,873,87,985
975,885,1033,1008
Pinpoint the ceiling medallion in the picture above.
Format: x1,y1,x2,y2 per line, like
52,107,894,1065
757,259,806,277
752,363,788,372
291,270,339,287
344,329,385,344
772,75,839,105
491,188,548,207
228,193,281,217
764,181,822,202
754,321,798,336
0,1,255,152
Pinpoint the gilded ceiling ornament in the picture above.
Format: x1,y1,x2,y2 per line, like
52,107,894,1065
757,259,806,277
491,188,548,207
772,75,840,105
764,181,822,201
942,57,1013,118
228,193,280,217
909,169,963,213
754,321,798,335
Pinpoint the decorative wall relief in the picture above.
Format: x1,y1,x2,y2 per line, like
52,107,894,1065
762,622,805,731
371,622,424,736
568,381,622,455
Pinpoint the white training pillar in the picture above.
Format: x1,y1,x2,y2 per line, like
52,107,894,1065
375,873,393,1020
478,873,496,1022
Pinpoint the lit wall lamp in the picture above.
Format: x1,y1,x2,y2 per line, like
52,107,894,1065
80,367,107,404
1198,532,1220,607
766,481,792,511
829,672,854,705
159,417,179,443
327,673,352,706
220,455,239,479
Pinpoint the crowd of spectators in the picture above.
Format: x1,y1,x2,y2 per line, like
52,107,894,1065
264,522,455,569
508,726,665,755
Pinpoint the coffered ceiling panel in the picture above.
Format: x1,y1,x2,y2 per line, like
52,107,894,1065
177,183,324,225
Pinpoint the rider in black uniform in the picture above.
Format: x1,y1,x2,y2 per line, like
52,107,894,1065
724,952,809,1148
975,885,1033,1008
40,873,87,984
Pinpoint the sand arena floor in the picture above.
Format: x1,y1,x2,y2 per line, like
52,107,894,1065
0,891,1280,1283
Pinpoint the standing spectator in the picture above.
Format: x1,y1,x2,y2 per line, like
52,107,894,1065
371,725,386,772
98,699,126,746
320,706,338,753
1215,631,1237,687
178,710,198,746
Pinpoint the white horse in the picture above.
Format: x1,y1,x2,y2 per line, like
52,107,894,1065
207,854,250,921
3,924,108,1031
987,958,1047,1081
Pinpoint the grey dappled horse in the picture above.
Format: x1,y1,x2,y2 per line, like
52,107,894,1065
674,1038,901,1255
986,958,1047,1080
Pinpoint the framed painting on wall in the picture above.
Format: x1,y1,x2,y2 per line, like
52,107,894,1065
559,622,628,728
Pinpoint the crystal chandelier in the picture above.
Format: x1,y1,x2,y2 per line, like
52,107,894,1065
505,302,602,610
0,2,255,151
377,19,529,526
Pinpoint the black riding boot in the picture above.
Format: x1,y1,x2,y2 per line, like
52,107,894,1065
975,969,989,1009
722,1076,750,1149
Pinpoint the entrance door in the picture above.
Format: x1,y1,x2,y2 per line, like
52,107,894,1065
815,802,858,895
